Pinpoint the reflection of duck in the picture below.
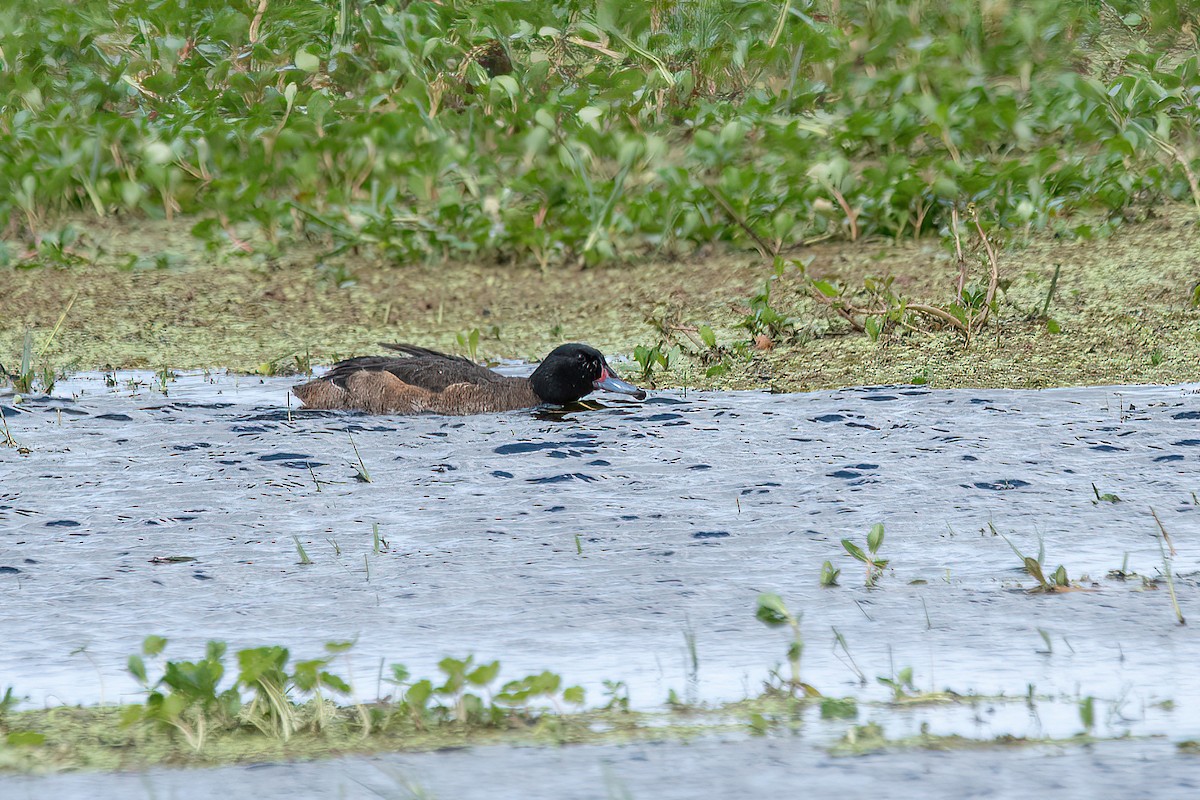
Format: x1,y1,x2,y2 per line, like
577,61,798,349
293,343,646,415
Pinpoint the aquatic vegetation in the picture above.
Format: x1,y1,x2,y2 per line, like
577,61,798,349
993,526,1080,593
754,593,818,697
819,560,841,587
841,523,889,587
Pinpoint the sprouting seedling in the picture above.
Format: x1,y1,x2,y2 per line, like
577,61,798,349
456,328,481,362
841,523,888,586
372,523,388,553
1154,515,1185,625
819,559,841,587
994,526,1076,593
293,536,313,565
755,593,818,697
348,433,371,482
876,666,917,701
1092,483,1121,503
632,343,669,381
1079,696,1095,732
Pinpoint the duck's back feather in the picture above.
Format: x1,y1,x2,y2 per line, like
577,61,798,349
318,343,503,393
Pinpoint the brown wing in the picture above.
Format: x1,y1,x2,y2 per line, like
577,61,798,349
319,344,501,392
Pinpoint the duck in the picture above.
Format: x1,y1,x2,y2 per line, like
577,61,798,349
292,342,647,415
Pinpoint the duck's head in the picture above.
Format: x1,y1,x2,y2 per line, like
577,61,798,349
530,343,647,406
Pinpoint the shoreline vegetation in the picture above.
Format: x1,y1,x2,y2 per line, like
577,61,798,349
0,594,1175,773
2,1,1200,391
2,202,1198,391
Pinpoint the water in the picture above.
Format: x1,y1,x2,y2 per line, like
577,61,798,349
2,372,1199,795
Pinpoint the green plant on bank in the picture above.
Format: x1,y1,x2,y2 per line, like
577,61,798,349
632,343,672,382
754,593,819,698
842,523,889,587
820,560,841,587
2,1,1197,268
800,207,1003,343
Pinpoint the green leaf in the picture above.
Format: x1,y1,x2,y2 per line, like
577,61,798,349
563,685,585,705
466,661,501,687
698,325,717,349
128,655,147,683
841,539,867,562
295,48,321,73
143,636,168,657
867,523,885,554
813,280,839,297
755,593,791,627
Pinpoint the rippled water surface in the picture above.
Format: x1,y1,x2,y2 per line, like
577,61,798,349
2,372,1199,795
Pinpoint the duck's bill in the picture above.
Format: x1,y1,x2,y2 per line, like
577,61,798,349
593,368,647,400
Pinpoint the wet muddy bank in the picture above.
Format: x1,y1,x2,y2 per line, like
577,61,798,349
2,206,1199,391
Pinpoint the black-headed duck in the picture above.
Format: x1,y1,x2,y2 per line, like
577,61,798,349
293,343,646,415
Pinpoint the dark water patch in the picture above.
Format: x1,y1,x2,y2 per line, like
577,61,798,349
41,406,89,416
970,479,1032,490
1173,410,1200,419
231,425,268,434
172,443,211,451
527,473,598,484
1090,445,1126,452
544,506,566,513
862,395,899,402
494,441,571,455
491,471,514,479
634,413,684,422
258,453,314,462
692,531,730,539
45,520,80,527
431,464,457,473
846,422,880,430
689,464,712,470
644,396,688,405
588,460,611,467
0,405,26,417
811,414,846,423
1153,455,1185,463
829,470,862,479
0,566,21,575
94,413,133,421
1172,439,1200,447
962,455,979,461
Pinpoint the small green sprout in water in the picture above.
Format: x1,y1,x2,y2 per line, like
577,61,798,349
372,523,388,554
348,433,371,483
878,666,918,701
293,536,313,565
1092,483,1121,503
601,680,630,712
841,523,889,586
820,560,841,587
1079,696,1095,732
755,593,818,697
993,525,1079,593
